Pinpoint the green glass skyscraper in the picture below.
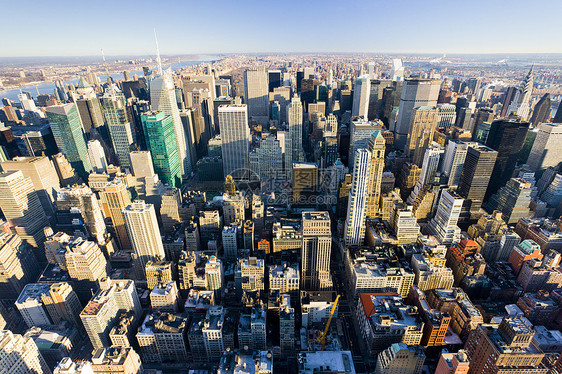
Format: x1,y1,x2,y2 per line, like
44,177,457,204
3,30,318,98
46,103,92,179
141,111,181,188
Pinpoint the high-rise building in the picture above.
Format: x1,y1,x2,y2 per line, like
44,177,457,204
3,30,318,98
99,180,132,251
56,184,107,244
344,148,371,246
0,170,49,254
406,106,439,165
393,78,441,150
288,96,304,163
102,89,135,170
352,76,370,118
279,294,295,356
375,343,425,374
0,232,39,299
506,66,534,120
464,316,546,374
441,140,473,187
258,133,284,180
269,263,299,293
218,105,250,179
527,123,562,171
366,131,386,218
222,225,238,261
348,118,383,168
235,257,265,291
484,117,530,199
123,200,166,278
437,104,457,128
529,93,551,127
45,103,92,179
435,350,470,374
160,187,182,233
244,66,269,123
428,189,464,246
150,68,189,177
486,178,532,224
141,111,182,187
0,330,51,374
292,162,318,206
222,190,245,225
205,256,224,291
0,156,60,217
87,139,108,173
457,145,498,217
145,261,173,290
301,212,332,290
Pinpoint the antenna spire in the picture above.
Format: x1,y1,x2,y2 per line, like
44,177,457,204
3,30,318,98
101,49,116,97
154,29,163,76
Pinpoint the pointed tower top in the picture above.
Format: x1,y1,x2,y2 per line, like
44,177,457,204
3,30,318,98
154,29,163,76
77,77,91,89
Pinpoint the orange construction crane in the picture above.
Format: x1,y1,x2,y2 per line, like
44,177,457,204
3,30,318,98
316,294,340,350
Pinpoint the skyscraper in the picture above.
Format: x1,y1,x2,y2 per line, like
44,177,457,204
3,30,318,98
150,68,189,177
484,117,529,199
141,111,182,188
506,66,534,120
0,330,51,374
244,66,269,123
87,139,108,173
352,76,370,118
288,96,304,163
99,180,132,251
366,131,386,218
406,106,439,166
428,189,464,246
46,103,92,179
102,89,135,170
457,145,498,217
487,178,532,224
393,78,441,150
301,211,331,290
348,118,383,167
218,105,250,179
526,123,562,172
0,156,60,217
123,200,166,278
344,148,371,246
0,170,49,255
529,93,551,127
0,232,39,299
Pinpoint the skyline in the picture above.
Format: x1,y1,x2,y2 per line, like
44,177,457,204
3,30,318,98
1,0,561,57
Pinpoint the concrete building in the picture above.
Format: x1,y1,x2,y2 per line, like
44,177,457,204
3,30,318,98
464,317,546,374
1,156,60,216
375,343,425,374
527,123,562,171
344,148,371,246
145,261,173,290
269,263,299,293
218,349,273,374
435,350,470,374
0,232,39,299
279,294,295,357
0,170,49,254
137,312,189,363
297,351,356,374
406,106,439,165
244,67,269,123
428,189,464,246
123,200,166,278
236,257,265,291
0,330,52,374
90,346,143,374
150,281,180,313
218,105,250,179
99,180,132,251
352,76,370,118
348,118,383,168
356,293,423,354
301,212,332,290
223,191,245,226
300,291,339,328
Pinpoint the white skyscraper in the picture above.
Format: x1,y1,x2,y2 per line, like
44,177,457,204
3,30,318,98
428,189,463,246
301,212,332,291
507,66,534,120
150,68,190,176
344,148,371,246
407,145,444,204
87,139,108,173
123,200,166,277
527,123,562,172
218,105,250,179
352,76,370,118
244,66,269,123
288,96,304,163
391,59,405,81
348,118,383,168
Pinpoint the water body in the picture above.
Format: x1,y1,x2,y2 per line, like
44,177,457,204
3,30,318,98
0,55,219,104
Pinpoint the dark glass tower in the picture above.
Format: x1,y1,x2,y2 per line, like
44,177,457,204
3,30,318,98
484,117,530,199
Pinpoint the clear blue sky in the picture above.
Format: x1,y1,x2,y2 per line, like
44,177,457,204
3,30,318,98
1,0,561,57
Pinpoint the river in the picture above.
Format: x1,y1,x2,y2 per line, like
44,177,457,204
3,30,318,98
0,55,219,104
